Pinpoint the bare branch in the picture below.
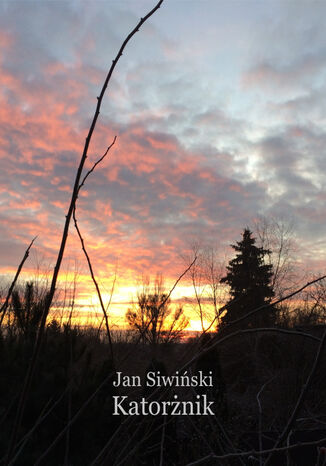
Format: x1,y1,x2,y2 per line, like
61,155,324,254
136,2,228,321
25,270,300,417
6,389,68,466
160,256,197,310
34,372,118,466
265,328,326,465
113,418,168,466
96,268,117,340
256,377,275,466
73,206,114,361
78,136,117,192
184,436,326,464
159,415,167,466
0,237,36,328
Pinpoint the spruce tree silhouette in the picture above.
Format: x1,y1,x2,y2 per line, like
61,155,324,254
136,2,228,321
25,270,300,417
220,228,275,329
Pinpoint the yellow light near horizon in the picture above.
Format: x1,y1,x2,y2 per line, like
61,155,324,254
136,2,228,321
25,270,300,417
188,319,215,332
168,285,196,300
52,271,221,332
110,286,139,303
77,283,197,308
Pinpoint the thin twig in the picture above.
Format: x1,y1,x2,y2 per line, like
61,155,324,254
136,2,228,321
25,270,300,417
189,366,246,465
184,436,326,464
77,136,117,193
188,383,228,461
63,337,73,466
96,269,117,340
113,418,168,466
265,328,326,465
34,372,116,465
73,206,114,361
160,257,197,311
0,237,36,328
75,136,117,349
6,389,67,465
159,415,167,466
187,414,216,457
256,377,275,466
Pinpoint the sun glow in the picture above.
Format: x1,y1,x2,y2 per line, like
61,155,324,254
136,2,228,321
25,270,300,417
187,319,215,333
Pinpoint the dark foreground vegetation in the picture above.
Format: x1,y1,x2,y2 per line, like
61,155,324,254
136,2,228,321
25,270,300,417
0,285,325,465
1,229,326,465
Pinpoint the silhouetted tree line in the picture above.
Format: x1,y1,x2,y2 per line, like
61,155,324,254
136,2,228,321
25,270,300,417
0,227,325,464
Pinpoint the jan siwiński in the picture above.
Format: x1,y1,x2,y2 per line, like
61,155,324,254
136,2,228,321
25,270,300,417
113,370,214,388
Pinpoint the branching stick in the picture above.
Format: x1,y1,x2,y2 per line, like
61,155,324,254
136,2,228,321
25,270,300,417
5,1,164,462
0,237,36,328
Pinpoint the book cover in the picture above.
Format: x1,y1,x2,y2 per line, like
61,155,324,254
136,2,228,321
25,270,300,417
0,1,325,464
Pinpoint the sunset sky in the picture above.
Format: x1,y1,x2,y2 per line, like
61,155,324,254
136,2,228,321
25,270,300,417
1,0,326,327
